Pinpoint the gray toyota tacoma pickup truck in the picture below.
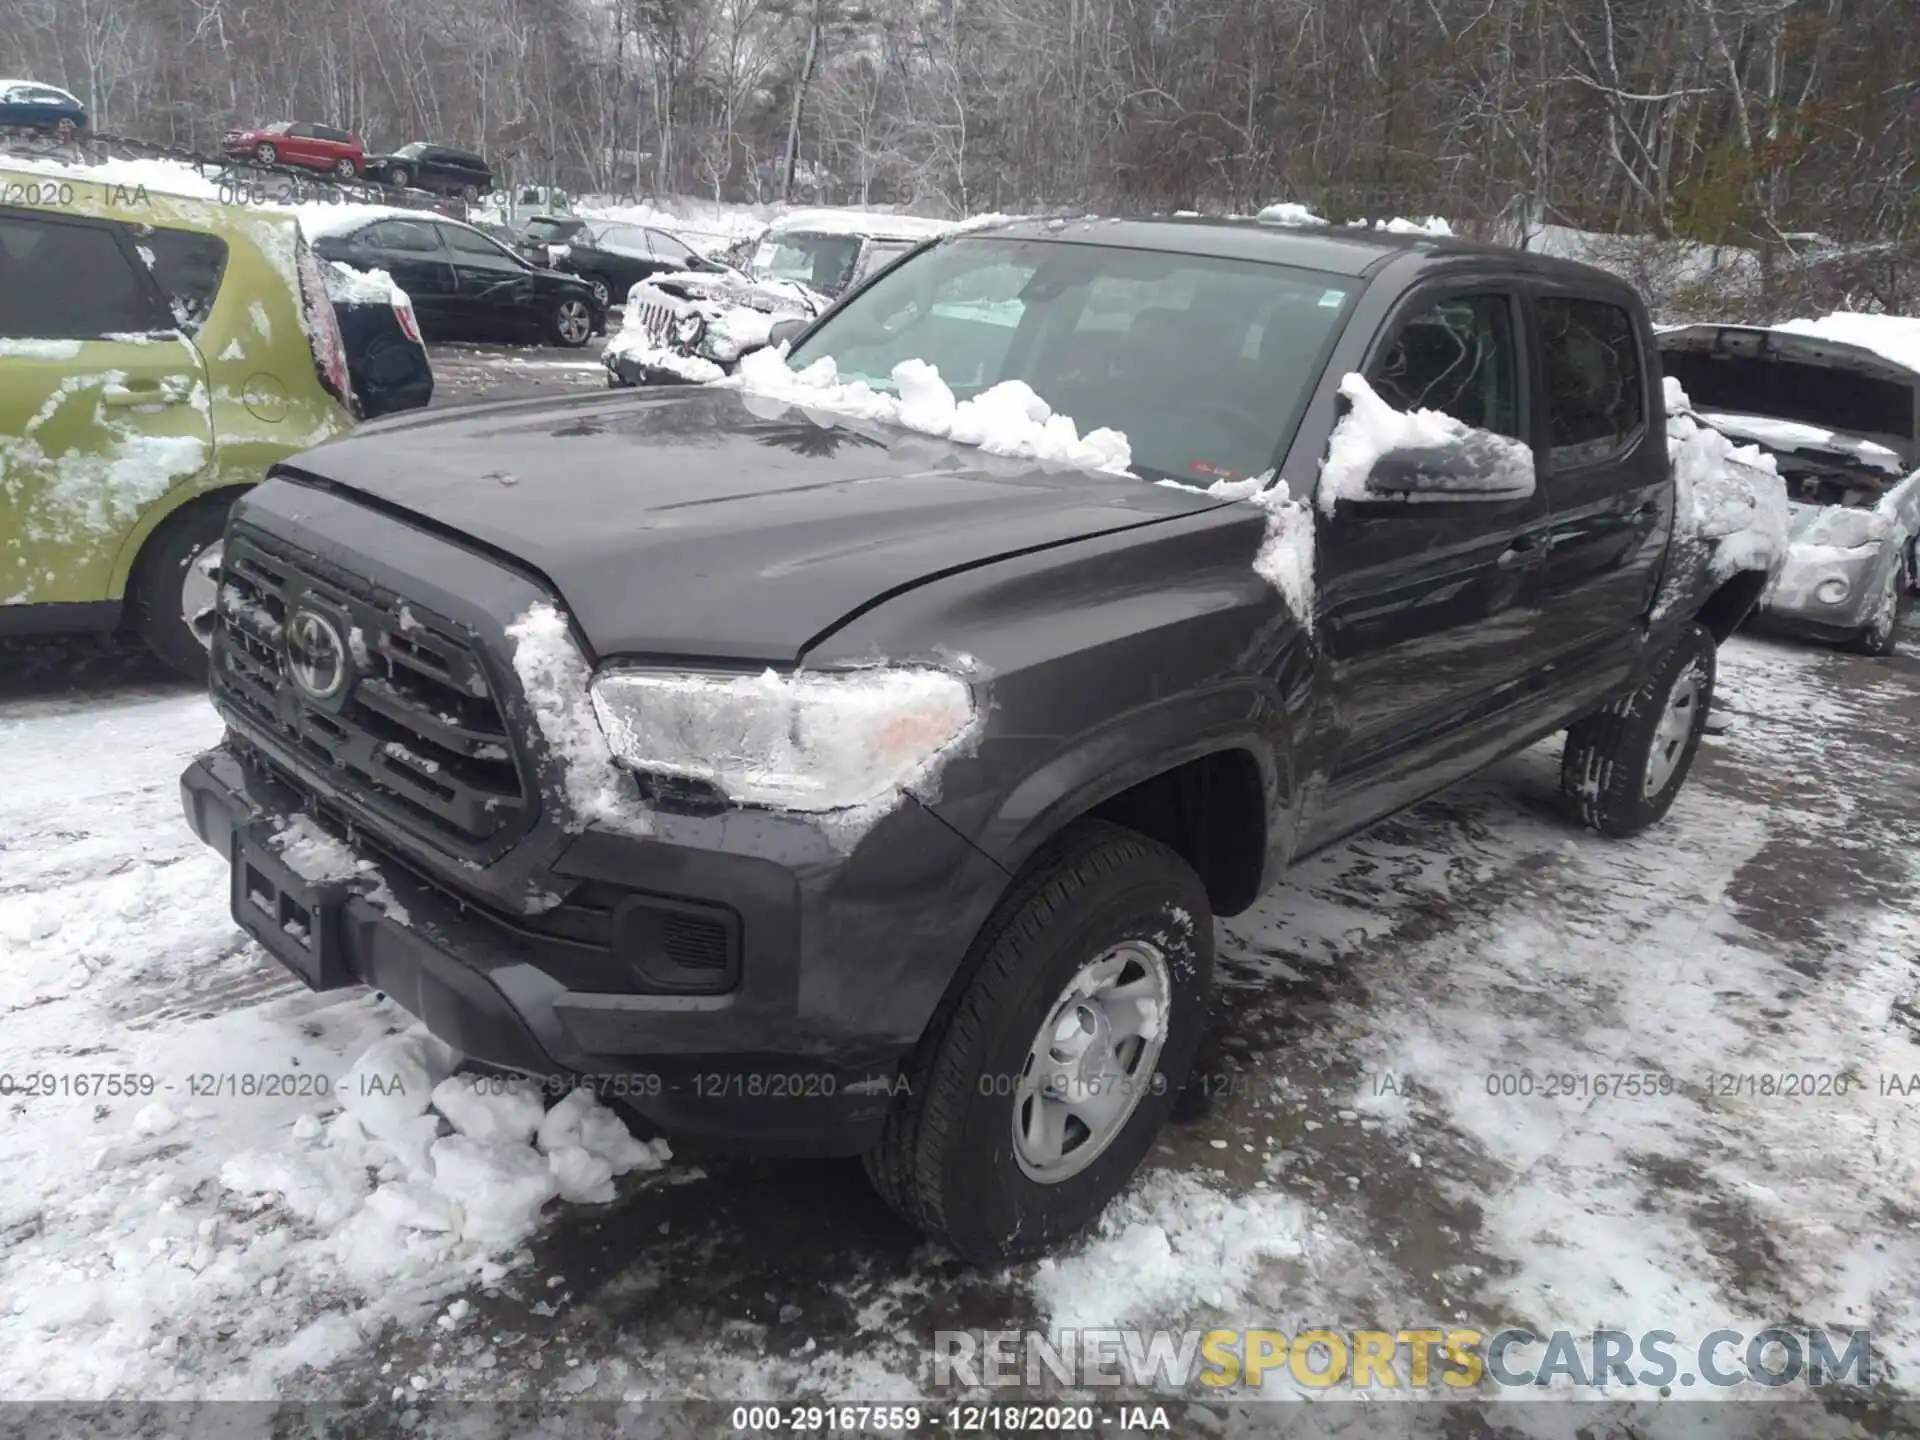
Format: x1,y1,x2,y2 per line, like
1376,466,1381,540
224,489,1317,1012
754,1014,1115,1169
180,218,1774,1263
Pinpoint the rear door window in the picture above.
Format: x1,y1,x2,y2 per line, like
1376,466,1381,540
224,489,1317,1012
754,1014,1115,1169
1538,297,1645,468
362,220,443,253
135,226,228,334
0,211,165,340
1368,293,1523,439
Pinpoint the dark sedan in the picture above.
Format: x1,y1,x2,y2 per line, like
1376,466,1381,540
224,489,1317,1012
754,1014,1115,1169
309,211,603,347
0,80,86,136
362,143,493,200
514,215,728,309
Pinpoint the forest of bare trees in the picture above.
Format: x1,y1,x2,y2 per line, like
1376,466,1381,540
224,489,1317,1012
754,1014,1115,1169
7,0,1917,308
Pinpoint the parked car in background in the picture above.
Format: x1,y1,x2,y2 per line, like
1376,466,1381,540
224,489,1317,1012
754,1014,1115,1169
604,268,825,386
0,80,87,137
306,205,602,346
520,215,732,309
221,122,366,178
324,261,433,419
178,218,1780,1265
0,159,356,677
362,143,493,201
747,210,955,298
1660,319,1920,654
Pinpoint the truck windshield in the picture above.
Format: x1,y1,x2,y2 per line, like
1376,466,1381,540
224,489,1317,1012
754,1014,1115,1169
783,235,1356,483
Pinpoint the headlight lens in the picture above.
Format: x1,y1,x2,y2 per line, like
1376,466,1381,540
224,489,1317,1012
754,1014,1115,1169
1815,577,1851,605
588,667,976,812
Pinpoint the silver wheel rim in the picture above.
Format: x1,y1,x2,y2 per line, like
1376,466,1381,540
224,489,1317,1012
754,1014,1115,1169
183,539,223,651
590,279,610,307
1644,661,1703,797
258,145,275,165
1011,940,1171,1184
557,302,591,344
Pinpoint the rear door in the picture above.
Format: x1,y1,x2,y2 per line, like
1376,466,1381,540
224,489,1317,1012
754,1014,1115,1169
281,123,324,169
1527,288,1665,694
1306,283,1548,844
352,219,458,331
0,208,213,610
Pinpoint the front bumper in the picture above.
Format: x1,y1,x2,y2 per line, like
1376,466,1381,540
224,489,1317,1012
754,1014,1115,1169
1754,545,1892,643
604,349,710,390
182,739,1009,1156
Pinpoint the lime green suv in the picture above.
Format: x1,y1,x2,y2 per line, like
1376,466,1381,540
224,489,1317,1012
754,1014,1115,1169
1,163,356,676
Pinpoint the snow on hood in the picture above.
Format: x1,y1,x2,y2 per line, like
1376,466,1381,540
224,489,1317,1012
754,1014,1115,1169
1772,312,1920,376
1317,373,1537,514
734,348,1133,475
1652,378,1792,621
1697,411,1906,475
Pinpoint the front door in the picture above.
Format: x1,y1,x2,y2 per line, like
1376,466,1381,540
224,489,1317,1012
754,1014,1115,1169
0,208,212,611
1303,285,1548,849
354,218,459,333
438,223,537,336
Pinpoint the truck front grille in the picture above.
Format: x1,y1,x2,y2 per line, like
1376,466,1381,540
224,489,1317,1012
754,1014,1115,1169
630,299,677,342
211,529,530,856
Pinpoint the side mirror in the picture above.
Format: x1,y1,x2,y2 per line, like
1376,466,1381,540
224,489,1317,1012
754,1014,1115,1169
1363,435,1536,502
767,316,808,350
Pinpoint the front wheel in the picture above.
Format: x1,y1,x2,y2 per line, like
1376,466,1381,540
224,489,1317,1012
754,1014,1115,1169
1561,622,1715,837
580,273,613,309
862,820,1214,1265
1851,566,1907,656
551,297,593,347
255,142,278,166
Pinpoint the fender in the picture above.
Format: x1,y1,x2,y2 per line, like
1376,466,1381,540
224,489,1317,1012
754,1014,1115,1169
947,677,1300,906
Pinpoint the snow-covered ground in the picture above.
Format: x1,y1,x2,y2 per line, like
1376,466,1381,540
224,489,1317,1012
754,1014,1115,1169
2,620,1916,1427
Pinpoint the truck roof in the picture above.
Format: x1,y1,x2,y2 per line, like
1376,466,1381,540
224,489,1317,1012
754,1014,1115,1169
963,214,1637,289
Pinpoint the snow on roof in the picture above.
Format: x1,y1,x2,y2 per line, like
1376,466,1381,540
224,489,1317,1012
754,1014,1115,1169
0,79,81,101
1772,313,1920,377
323,260,409,308
293,201,447,240
765,208,958,240
1254,202,1453,236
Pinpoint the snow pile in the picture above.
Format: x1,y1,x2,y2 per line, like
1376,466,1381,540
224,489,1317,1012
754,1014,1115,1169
1317,372,1536,513
224,1030,670,1255
1032,1170,1318,1334
505,603,653,835
1256,202,1327,227
1773,311,1920,374
736,349,1132,475
1655,378,1791,620
0,151,224,200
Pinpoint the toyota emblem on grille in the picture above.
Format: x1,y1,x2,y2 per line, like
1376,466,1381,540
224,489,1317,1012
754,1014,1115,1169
284,607,350,701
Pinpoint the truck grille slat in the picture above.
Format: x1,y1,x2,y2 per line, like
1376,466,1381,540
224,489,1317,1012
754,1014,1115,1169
210,529,531,856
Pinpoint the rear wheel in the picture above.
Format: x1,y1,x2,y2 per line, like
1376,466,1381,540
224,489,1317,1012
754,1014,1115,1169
1561,622,1715,837
862,820,1213,1264
551,297,593,348
387,165,411,189
255,141,278,166
130,495,236,682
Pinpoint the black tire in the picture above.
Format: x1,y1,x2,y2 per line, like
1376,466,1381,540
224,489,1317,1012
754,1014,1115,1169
129,495,237,683
388,165,410,189
1851,566,1907,656
862,820,1213,1265
255,142,277,166
461,183,481,202
1561,622,1715,838
550,296,594,348
335,156,357,179
580,272,613,309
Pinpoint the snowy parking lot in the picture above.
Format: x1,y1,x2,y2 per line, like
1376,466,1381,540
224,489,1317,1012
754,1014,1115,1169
3,618,1915,1429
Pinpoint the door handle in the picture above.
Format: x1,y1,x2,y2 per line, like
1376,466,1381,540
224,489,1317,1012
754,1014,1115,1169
100,383,187,408
1496,533,1540,568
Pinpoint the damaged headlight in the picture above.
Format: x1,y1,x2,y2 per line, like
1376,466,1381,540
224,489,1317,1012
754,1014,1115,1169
673,314,704,348
588,667,977,812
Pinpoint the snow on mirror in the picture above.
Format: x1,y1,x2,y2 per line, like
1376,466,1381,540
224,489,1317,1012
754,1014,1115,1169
1320,373,1537,510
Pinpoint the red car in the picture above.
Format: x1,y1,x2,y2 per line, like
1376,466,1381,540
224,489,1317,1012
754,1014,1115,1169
221,121,366,177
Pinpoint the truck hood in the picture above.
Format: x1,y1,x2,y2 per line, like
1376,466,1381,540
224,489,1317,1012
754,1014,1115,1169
282,385,1220,661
